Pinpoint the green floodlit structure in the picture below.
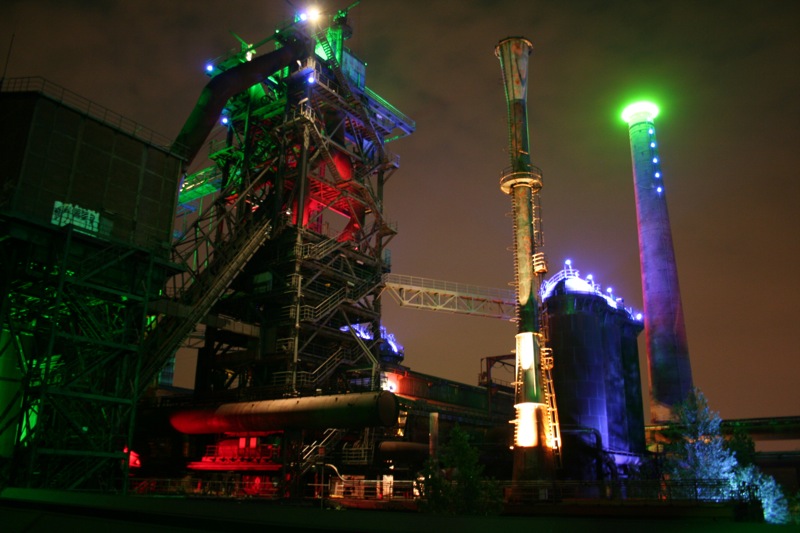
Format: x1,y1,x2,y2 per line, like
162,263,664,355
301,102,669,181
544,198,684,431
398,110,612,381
0,76,185,491
0,6,416,493
621,101,659,124
622,100,693,422
1,9,796,516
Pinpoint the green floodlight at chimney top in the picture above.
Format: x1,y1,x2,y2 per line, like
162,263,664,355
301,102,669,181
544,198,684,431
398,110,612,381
622,101,660,124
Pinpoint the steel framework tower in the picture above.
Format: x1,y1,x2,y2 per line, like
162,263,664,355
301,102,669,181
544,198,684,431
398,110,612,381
0,8,413,492
149,9,413,484
171,10,413,403
0,79,184,491
622,101,693,422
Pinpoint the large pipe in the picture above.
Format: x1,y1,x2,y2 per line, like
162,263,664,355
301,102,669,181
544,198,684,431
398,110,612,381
172,38,308,166
496,37,554,482
496,37,540,335
496,37,546,409
169,390,398,434
622,102,693,422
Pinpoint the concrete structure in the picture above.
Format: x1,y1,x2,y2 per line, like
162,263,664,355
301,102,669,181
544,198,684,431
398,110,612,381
622,102,693,422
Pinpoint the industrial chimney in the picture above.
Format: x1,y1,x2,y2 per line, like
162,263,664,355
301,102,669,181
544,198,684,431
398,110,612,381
496,37,558,480
622,102,693,422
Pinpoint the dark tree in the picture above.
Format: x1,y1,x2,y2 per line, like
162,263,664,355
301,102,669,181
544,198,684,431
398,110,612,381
416,425,502,515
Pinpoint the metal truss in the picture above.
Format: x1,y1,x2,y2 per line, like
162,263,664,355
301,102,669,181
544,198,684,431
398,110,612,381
164,23,414,402
0,216,167,491
382,274,516,320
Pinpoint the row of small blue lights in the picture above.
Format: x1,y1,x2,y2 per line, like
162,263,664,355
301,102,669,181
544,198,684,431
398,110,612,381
648,126,664,194
540,259,643,321
622,102,664,196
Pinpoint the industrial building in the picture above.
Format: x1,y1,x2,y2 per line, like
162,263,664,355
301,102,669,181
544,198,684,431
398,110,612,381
541,262,645,480
0,9,520,497
1,7,796,516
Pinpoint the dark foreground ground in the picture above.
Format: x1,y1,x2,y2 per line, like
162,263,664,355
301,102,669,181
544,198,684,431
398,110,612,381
1,488,793,533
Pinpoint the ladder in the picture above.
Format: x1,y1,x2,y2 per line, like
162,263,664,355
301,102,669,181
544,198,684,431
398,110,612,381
539,343,562,467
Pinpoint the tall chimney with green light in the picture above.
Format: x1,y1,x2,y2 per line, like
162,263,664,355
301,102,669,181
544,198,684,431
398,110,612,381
496,37,556,478
622,102,693,422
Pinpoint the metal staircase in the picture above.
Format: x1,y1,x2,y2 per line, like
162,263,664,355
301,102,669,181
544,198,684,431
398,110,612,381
297,286,347,322
140,174,275,388
299,427,343,476
340,427,375,465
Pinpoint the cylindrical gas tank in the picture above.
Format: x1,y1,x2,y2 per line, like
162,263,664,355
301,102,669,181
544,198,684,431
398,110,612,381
170,391,398,434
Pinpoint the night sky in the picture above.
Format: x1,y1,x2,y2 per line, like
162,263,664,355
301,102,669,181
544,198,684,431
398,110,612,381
3,1,798,423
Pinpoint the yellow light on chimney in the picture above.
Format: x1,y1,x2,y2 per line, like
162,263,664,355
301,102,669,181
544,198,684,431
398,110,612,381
516,332,534,370
514,402,538,447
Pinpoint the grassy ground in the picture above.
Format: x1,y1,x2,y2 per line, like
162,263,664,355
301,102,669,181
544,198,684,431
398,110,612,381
2,488,793,533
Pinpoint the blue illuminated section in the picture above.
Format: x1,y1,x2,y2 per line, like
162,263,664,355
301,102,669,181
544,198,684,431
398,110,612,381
624,102,693,419
647,125,664,192
541,260,642,321
340,323,405,358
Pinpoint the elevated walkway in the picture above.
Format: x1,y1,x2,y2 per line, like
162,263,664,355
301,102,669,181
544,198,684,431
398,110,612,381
382,274,516,320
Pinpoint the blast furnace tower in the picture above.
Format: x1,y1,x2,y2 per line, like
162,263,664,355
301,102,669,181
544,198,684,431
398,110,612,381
495,37,560,479
0,7,414,493
622,102,693,422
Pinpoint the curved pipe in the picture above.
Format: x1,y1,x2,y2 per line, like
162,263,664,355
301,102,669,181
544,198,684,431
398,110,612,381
173,39,308,166
169,390,398,434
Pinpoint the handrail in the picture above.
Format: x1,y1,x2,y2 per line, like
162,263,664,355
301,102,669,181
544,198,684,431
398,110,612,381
384,273,515,303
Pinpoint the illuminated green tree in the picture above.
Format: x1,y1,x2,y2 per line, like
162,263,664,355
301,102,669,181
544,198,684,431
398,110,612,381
731,464,791,525
663,388,738,486
664,388,791,524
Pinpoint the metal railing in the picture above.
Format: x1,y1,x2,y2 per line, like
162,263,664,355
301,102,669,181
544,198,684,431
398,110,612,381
330,478,417,500
500,479,750,503
130,477,281,498
364,86,416,132
127,477,751,505
384,273,515,302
